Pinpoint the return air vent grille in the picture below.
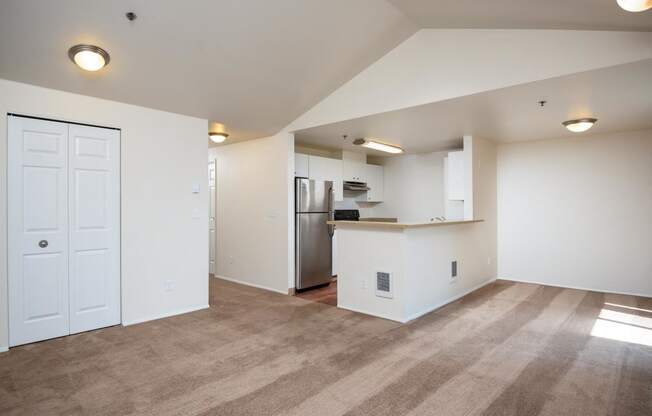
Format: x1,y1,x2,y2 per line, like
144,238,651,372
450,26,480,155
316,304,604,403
376,271,393,299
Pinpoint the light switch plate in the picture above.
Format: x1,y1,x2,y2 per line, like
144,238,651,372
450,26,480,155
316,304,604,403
192,183,200,193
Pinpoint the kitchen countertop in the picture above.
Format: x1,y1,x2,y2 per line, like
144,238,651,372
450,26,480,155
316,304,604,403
327,219,484,229
358,217,398,223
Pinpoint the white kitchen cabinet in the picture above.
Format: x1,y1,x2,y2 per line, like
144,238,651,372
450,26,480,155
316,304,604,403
308,155,344,201
294,153,310,177
364,164,384,202
343,160,367,183
447,150,465,200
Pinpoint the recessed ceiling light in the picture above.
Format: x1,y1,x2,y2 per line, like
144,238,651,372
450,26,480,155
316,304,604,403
353,138,403,154
562,118,598,133
209,132,229,143
617,0,652,12
68,44,110,71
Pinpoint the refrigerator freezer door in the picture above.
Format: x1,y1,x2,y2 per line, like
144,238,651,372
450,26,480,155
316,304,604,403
296,212,332,290
296,178,332,213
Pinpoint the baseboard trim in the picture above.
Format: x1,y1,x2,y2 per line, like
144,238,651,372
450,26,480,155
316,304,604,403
122,304,210,326
498,277,652,298
336,304,404,323
404,278,497,322
214,275,289,295
0,346,8,353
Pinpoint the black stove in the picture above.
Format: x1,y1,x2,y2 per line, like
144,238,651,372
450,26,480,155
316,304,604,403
334,209,360,221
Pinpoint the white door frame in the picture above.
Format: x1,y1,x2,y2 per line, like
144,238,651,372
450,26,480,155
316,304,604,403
7,114,122,347
208,160,216,276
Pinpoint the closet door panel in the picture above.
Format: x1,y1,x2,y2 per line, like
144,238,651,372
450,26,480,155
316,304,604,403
8,116,70,347
68,125,121,334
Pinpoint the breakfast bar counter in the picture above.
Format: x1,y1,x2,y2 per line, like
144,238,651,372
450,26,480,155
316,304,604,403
327,219,483,229
330,217,494,323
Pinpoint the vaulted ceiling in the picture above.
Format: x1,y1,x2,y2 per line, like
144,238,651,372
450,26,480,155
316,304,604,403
295,59,652,155
389,0,652,31
1,1,651,143
0,0,416,140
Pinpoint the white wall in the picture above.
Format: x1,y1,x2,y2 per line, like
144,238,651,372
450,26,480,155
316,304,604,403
497,129,652,297
403,221,495,321
337,227,406,321
210,133,293,294
287,30,652,132
374,152,448,222
0,79,209,350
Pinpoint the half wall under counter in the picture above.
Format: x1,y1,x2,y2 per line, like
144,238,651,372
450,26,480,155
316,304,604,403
327,219,495,323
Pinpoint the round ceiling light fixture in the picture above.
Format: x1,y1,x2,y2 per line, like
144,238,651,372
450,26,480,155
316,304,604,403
562,118,598,133
616,0,652,12
68,44,110,71
209,132,229,144
208,121,229,144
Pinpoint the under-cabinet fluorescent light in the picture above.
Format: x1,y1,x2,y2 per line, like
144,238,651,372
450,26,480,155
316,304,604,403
354,138,403,154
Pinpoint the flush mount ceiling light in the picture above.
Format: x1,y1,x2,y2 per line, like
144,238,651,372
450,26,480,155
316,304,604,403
209,132,229,143
68,44,110,71
353,138,404,154
562,118,598,133
617,0,652,12
208,121,229,144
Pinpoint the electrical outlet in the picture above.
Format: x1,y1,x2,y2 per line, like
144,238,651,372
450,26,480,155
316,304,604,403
361,279,367,290
228,256,234,265
487,257,492,265
164,279,174,292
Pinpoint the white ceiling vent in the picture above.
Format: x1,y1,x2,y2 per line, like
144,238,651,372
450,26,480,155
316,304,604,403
376,271,393,299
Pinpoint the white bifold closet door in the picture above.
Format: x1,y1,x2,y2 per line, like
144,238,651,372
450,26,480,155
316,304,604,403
8,116,120,347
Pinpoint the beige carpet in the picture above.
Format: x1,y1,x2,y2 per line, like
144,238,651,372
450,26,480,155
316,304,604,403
1,278,651,415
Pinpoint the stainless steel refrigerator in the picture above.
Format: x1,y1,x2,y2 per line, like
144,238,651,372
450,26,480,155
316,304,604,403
295,178,334,290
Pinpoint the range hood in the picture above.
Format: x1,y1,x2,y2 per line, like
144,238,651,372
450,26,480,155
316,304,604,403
343,181,370,191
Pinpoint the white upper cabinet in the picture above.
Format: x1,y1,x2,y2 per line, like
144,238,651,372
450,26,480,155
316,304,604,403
294,153,310,177
343,160,367,182
294,153,382,203
447,150,465,200
307,155,344,201
364,164,384,202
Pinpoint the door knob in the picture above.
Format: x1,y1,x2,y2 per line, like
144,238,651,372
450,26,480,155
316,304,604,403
38,240,48,248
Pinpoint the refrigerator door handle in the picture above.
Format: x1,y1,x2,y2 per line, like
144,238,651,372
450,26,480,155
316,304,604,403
295,214,301,288
327,187,335,237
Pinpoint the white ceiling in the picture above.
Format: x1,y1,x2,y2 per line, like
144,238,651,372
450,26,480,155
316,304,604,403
389,0,652,31
0,0,416,141
1,1,651,144
294,59,652,155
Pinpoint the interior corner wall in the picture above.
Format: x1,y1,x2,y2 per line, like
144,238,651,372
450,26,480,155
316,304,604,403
0,78,209,350
497,129,652,297
470,137,498,277
212,133,293,294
